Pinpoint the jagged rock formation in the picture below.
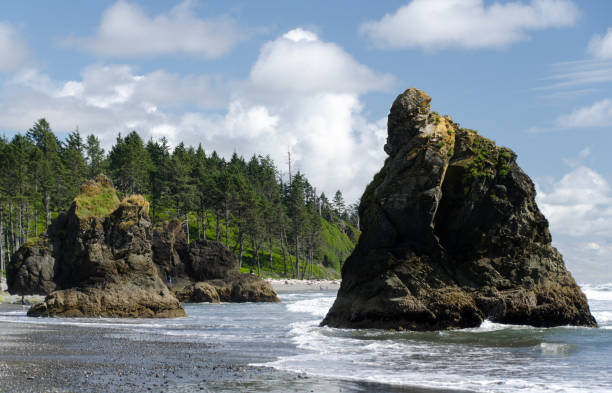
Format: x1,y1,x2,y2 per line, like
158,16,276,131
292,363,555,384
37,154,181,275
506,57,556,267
321,88,596,330
152,221,279,303
8,175,186,318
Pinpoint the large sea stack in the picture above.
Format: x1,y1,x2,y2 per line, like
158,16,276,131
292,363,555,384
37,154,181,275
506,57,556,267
321,88,596,330
8,175,186,318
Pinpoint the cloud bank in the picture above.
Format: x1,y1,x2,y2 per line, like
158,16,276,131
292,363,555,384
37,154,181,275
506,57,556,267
0,22,31,72
537,166,612,283
588,28,612,59
556,98,612,128
64,1,246,59
361,0,579,50
0,29,394,202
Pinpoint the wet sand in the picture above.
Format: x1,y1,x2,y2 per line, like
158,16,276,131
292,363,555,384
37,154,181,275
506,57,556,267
0,305,467,393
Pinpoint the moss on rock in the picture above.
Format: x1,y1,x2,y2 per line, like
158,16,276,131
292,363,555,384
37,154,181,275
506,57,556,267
74,174,121,220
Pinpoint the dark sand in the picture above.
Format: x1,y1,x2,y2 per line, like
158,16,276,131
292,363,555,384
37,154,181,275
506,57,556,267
0,304,470,393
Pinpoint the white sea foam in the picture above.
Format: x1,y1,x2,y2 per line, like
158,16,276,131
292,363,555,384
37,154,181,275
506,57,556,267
0,315,184,331
538,342,572,355
581,283,612,301
0,310,27,316
467,319,532,332
285,296,334,318
593,311,612,323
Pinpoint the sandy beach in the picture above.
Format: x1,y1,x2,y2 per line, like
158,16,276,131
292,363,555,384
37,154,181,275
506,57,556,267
266,279,341,293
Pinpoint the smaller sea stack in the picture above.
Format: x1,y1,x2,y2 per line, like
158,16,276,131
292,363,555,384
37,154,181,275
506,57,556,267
8,175,186,318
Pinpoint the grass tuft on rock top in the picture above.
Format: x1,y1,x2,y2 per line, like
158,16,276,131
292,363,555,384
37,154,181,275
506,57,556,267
120,194,150,216
74,179,121,220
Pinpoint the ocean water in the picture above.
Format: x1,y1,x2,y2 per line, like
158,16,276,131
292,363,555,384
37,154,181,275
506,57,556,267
260,285,612,392
1,284,611,392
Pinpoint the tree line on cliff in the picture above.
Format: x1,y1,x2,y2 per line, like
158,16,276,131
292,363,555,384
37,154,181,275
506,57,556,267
0,119,358,278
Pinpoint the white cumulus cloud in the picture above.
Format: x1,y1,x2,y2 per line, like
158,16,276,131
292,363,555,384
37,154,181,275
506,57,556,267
250,28,394,95
63,0,246,59
588,28,612,59
361,0,579,50
0,64,228,149
537,166,612,283
0,22,31,72
186,28,394,201
556,98,612,128
0,28,393,202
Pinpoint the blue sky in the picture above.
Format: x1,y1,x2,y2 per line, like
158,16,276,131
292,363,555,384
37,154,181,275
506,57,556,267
0,0,611,282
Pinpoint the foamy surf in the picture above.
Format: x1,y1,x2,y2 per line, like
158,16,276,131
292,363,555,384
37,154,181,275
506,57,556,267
581,283,612,301
257,289,612,392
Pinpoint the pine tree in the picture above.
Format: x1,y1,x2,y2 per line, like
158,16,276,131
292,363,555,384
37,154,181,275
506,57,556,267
167,143,197,242
146,137,170,221
333,190,345,218
27,119,62,229
2,135,34,251
287,172,307,279
85,134,106,178
108,131,151,195
0,136,7,271
61,129,88,206
191,144,210,240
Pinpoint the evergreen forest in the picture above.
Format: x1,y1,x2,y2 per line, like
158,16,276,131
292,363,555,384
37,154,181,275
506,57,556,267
0,119,359,279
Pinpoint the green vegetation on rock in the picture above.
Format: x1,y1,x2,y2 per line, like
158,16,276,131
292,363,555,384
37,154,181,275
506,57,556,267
74,177,120,220
460,129,512,186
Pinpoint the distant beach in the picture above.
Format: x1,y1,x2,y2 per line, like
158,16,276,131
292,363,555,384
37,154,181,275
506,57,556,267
0,277,340,304
266,278,341,293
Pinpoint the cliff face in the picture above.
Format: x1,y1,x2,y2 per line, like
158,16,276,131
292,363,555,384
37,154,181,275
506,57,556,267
321,88,596,330
8,175,186,318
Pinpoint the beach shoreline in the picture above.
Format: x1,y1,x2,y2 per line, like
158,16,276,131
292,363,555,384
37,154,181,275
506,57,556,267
266,278,341,293
0,290,474,393
0,307,464,393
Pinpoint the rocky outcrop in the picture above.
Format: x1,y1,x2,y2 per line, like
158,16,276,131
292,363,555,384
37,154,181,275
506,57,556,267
7,241,56,295
187,239,239,280
9,175,186,318
152,219,188,283
29,285,184,318
154,226,279,303
174,282,221,303
173,275,278,303
321,88,596,330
